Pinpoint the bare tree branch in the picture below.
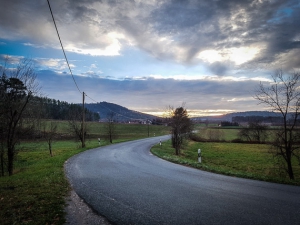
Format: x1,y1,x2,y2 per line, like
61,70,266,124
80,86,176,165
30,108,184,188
255,70,300,180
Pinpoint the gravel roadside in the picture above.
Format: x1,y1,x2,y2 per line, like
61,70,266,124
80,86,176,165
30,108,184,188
64,190,111,225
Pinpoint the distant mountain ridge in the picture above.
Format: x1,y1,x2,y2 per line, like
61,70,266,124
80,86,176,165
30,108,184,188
84,102,157,121
85,101,283,123
193,111,282,122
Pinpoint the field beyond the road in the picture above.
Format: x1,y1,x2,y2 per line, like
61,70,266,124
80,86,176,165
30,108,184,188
151,140,300,185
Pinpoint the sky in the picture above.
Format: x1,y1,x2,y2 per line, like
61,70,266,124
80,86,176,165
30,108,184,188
0,0,299,117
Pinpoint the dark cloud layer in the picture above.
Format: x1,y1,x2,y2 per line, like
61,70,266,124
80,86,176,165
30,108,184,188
1,0,299,70
36,70,262,114
149,0,300,68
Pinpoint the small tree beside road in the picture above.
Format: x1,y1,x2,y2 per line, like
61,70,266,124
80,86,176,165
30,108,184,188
105,112,117,143
68,107,87,148
168,106,193,155
42,121,58,157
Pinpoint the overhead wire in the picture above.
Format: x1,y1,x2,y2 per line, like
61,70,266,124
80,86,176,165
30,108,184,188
46,0,151,121
47,0,82,94
85,93,140,120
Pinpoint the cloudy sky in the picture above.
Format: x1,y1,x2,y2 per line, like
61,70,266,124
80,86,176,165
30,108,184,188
0,0,299,116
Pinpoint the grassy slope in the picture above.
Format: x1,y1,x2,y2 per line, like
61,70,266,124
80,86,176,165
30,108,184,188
151,140,300,185
0,141,100,225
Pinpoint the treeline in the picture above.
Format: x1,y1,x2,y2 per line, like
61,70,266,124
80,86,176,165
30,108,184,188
30,96,100,121
220,121,239,126
232,116,283,124
152,118,167,125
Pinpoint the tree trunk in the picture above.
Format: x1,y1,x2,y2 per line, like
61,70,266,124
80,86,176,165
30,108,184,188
286,151,294,180
109,133,112,143
175,146,180,155
7,147,14,176
0,140,4,176
287,161,294,180
48,141,53,157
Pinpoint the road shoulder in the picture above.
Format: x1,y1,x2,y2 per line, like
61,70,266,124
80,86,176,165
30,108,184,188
64,190,111,225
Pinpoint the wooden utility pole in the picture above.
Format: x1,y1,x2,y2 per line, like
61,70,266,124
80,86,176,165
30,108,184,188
82,91,85,148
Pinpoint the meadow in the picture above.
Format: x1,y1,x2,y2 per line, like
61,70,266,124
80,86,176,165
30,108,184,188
151,126,300,185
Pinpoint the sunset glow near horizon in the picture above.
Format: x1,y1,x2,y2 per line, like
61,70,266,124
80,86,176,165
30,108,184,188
0,0,299,117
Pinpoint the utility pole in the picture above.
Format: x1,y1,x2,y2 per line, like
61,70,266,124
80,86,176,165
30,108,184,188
82,91,85,148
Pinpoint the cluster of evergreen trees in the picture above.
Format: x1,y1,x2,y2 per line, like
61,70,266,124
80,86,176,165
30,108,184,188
220,121,239,127
30,96,100,121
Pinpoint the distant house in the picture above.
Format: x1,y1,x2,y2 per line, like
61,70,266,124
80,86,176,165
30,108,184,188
128,119,152,124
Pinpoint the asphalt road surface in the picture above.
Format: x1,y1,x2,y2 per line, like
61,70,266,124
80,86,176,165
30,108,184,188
65,135,300,225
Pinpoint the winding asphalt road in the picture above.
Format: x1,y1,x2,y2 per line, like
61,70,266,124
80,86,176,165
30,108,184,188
65,136,300,225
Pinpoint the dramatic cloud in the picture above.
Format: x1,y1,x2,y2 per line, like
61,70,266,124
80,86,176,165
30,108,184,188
0,0,299,116
1,0,299,67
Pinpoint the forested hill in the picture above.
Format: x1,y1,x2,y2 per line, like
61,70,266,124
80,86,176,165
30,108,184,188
30,97,156,122
84,102,157,121
30,96,99,121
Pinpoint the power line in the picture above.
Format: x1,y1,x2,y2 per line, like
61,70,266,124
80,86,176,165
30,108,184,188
47,0,82,94
85,93,148,120
99,104,134,120
85,93,135,120
85,93,98,104
46,1,149,121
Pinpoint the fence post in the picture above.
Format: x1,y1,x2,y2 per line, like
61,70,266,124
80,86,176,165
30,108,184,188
198,149,201,163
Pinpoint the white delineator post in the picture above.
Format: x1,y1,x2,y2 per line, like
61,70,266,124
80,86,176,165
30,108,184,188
198,149,202,163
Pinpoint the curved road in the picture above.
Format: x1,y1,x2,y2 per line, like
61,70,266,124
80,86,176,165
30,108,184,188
65,136,300,225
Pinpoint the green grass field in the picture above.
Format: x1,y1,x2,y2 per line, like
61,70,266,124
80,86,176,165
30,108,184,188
0,122,170,225
196,127,239,141
43,120,169,140
151,140,300,185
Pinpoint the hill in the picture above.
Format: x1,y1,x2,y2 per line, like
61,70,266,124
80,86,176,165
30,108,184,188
84,102,157,122
193,111,281,122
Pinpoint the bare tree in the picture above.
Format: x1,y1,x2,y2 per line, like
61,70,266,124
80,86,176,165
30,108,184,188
68,108,87,148
168,106,193,155
0,58,39,175
105,112,117,143
255,70,300,179
42,121,58,157
238,121,269,143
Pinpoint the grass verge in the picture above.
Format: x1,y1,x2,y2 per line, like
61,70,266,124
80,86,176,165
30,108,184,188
0,137,138,225
151,140,300,185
